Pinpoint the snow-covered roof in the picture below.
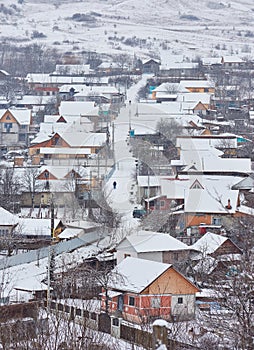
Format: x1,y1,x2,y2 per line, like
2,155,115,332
179,80,214,89
38,165,88,179
137,176,161,187
179,147,224,169
110,257,171,293
181,156,251,174
153,82,187,93
54,64,92,75
0,108,31,125
59,131,106,147
0,207,19,226
191,232,228,254
184,180,239,214
232,174,254,190
58,227,83,239
16,218,61,237
14,278,48,292
59,101,99,117
177,93,212,104
26,73,97,84
160,62,198,70
160,177,189,199
61,85,119,96
176,135,238,150
117,230,191,253
16,95,56,106
30,132,52,144
222,56,243,63
66,220,100,230
237,205,254,216
202,57,222,66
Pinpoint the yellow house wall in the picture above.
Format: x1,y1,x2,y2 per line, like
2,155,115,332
0,111,18,124
142,268,199,295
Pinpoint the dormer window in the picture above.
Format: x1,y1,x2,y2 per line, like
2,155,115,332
190,179,204,190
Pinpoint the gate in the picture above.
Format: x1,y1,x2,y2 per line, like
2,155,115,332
98,313,111,333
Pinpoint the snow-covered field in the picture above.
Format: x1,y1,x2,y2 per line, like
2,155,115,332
1,0,254,61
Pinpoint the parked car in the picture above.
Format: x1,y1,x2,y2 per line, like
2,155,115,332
132,206,147,218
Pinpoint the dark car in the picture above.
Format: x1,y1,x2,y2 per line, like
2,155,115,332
132,207,147,218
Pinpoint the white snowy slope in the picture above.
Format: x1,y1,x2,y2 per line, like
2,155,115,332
1,0,254,58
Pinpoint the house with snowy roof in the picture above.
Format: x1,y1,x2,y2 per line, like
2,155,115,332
176,135,238,157
16,217,63,239
142,58,160,74
221,56,244,68
115,230,196,265
0,207,19,235
25,73,102,95
101,257,199,323
0,108,31,148
29,131,106,165
191,232,242,281
191,232,242,258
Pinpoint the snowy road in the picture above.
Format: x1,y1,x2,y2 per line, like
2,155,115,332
104,74,153,217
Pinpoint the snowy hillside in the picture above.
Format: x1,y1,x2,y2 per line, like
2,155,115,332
1,0,254,60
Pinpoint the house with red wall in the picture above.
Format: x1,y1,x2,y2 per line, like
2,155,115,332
101,257,199,324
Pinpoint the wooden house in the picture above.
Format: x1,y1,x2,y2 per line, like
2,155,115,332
191,232,242,282
142,59,160,74
191,232,242,258
29,131,106,164
0,109,31,148
101,257,199,323
0,207,19,235
179,80,215,94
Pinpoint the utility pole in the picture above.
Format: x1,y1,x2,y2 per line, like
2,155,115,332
147,167,150,212
128,100,132,131
112,122,115,165
47,194,55,311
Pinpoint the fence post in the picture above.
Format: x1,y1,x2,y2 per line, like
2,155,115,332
152,319,168,350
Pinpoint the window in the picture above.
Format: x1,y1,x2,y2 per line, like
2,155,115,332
65,305,70,313
212,217,222,225
6,115,11,120
160,200,165,208
76,308,81,316
178,297,183,304
129,296,135,306
19,133,26,142
151,297,161,308
174,252,179,261
112,318,119,326
4,123,12,132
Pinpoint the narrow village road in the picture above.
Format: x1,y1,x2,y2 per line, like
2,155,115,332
104,75,153,217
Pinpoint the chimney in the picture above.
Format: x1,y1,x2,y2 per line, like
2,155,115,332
226,199,232,209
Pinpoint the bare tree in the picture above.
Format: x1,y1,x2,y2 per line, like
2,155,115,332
23,167,40,209
156,118,183,146
0,167,20,212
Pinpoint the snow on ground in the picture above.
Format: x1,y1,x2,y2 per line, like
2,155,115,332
1,0,254,61
104,75,153,218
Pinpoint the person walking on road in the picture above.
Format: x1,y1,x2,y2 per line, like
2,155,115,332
113,181,117,189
